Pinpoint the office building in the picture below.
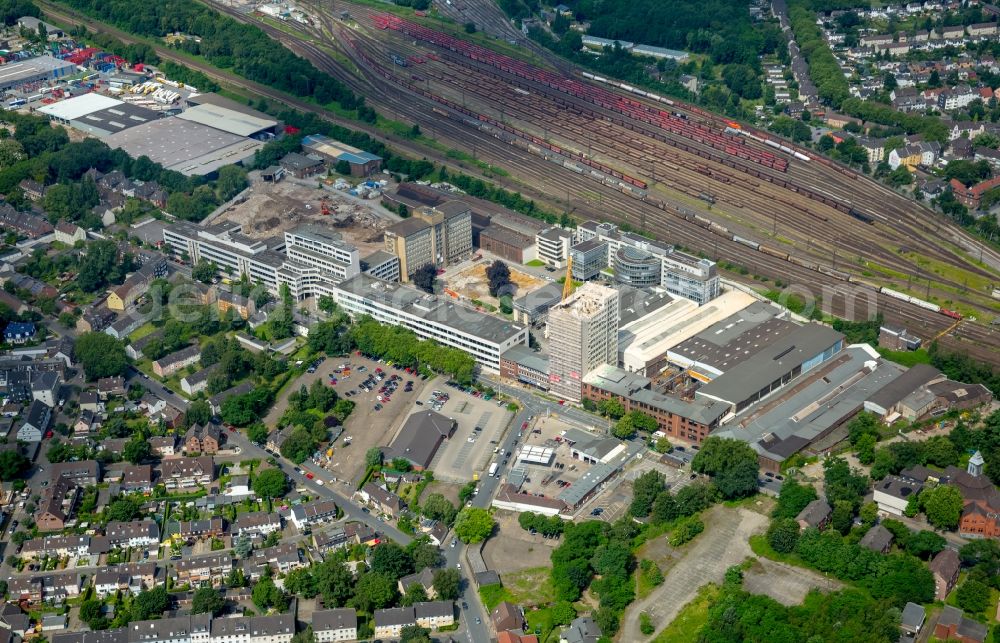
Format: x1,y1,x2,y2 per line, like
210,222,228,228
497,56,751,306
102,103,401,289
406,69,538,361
162,222,360,298
383,202,472,280
547,282,619,401
576,221,720,304
535,226,573,268
332,273,528,372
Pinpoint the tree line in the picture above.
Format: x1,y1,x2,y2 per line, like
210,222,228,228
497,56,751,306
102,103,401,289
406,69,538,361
51,0,370,119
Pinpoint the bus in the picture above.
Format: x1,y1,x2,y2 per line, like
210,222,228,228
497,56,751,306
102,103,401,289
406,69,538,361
488,462,499,478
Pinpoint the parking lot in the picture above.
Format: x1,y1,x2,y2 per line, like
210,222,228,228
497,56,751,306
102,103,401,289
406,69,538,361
425,380,514,483
309,354,434,484
582,457,698,522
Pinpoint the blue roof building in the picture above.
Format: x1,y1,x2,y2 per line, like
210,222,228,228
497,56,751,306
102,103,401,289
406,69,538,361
4,322,36,344
301,134,383,177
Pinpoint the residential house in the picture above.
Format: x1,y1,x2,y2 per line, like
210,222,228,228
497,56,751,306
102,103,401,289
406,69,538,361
93,563,158,598
20,535,91,559
499,633,539,643
19,179,44,201
78,391,101,413
54,222,86,245
30,371,60,407
929,548,961,601
873,475,923,515
289,499,339,530
0,205,53,238
121,465,153,493
97,377,126,400
180,365,219,397
152,345,201,378
312,609,358,643
158,456,215,489
266,427,295,453
944,456,1000,538
174,554,233,585
105,520,160,548
242,543,303,579
178,518,225,541
183,424,222,455
560,617,602,643
17,399,50,442
149,436,177,457
398,568,437,600
796,499,832,530
208,382,254,415
8,573,81,605
50,461,100,486
374,608,416,639
901,602,926,637
414,601,454,630
126,329,164,360
859,524,894,553
35,476,79,531
357,483,406,518
492,602,526,633
4,322,36,345
934,606,987,643
73,410,98,437
233,512,281,538
77,306,116,333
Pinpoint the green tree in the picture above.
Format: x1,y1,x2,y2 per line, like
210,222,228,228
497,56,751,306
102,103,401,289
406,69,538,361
823,457,868,508
252,576,287,612
192,260,217,284
247,423,269,446
432,568,461,601
454,507,495,543
629,470,664,517
106,498,141,522
422,493,457,525
185,400,212,427
365,447,383,468
767,518,801,553
191,586,226,616
956,579,991,613
352,572,398,612
252,468,288,499
369,543,414,580
216,165,248,201
133,586,170,620
399,625,432,643
123,437,151,464
612,410,657,439
771,479,818,519
830,500,855,535
691,437,760,499
922,485,963,530
0,451,28,480
75,332,128,380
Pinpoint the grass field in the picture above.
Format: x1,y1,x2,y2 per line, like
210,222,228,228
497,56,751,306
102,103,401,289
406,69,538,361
651,583,719,643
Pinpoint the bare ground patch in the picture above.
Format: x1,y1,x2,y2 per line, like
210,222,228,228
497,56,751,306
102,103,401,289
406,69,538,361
483,511,560,575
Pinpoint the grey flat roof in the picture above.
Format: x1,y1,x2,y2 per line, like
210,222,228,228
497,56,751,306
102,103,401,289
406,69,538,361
513,282,563,315
361,249,397,268
618,286,674,327
185,93,275,121
537,226,571,241
73,102,160,136
387,217,430,237
0,56,74,84
104,118,262,176
697,324,845,405
866,362,939,409
337,273,526,345
671,304,796,372
713,345,904,462
176,103,278,137
556,439,643,506
500,345,549,373
583,364,728,425
571,238,605,253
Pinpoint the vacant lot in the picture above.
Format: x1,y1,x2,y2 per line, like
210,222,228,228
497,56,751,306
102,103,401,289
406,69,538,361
446,261,548,304
742,557,843,606
483,512,559,575
621,505,768,642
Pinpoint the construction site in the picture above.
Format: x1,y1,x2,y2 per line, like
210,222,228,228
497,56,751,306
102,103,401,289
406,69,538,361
443,260,550,307
213,175,401,257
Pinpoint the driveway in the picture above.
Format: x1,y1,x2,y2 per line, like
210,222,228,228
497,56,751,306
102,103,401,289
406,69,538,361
621,505,768,641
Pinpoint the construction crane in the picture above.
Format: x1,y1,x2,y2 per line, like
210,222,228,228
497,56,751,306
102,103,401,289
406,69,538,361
933,318,962,342
562,255,574,301
320,197,330,216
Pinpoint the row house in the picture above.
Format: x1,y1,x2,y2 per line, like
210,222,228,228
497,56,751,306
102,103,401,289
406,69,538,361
232,512,281,538
174,554,233,586
0,205,53,238
158,456,215,490
356,484,405,519
20,535,90,559
241,543,303,579
9,572,82,605
289,499,339,530
373,602,454,638
49,460,101,486
106,520,160,548
178,518,225,542
950,120,987,141
152,345,201,378
312,609,357,643
97,376,126,400
36,476,79,532
93,563,159,598
122,465,154,494
312,522,377,556
938,85,980,110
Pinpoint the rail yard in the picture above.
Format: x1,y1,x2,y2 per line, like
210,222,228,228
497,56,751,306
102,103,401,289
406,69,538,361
207,1,1000,363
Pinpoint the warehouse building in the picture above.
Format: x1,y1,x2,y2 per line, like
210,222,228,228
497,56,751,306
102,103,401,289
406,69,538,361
175,103,280,140
478,224,536,264
38,94,159,137
619,290,756,376
104,117,263,176
714,344,903,472
302,134,383,176
695,323,845,415
331,273,528,372
0,56,76,92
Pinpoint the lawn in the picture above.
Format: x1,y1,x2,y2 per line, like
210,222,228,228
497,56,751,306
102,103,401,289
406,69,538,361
525,259,546,267
877,347,932,368
524,607,559,643
501,566,557,607
479,583,516,611
651,583,719,643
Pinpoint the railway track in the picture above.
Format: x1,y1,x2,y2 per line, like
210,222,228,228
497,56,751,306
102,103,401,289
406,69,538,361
45,0,1000,363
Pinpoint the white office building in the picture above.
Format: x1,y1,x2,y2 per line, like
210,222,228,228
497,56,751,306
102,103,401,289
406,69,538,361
332,273,528,372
